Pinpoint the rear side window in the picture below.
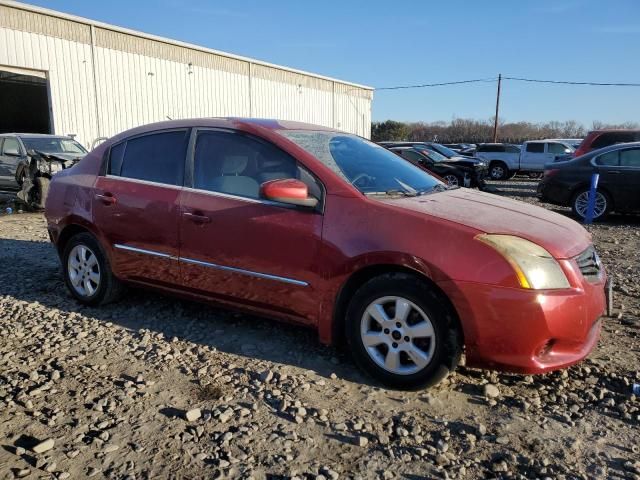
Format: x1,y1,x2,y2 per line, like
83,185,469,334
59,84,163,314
620,148,640,167
478,145,504,153
526,143,544,153
398,150,424,163
109,130,189,186
595,151,618,166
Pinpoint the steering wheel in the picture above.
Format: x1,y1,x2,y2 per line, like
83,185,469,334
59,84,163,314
351,173,374,187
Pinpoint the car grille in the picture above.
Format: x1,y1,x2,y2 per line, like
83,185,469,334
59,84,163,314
575,246,602,282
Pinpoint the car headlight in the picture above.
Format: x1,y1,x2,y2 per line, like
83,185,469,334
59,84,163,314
476,234,570,289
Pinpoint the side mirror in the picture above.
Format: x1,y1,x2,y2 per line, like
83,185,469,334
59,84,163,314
4,146,20,157
260,178,318,208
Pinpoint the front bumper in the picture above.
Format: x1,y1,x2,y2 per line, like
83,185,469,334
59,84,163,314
437,272,606,374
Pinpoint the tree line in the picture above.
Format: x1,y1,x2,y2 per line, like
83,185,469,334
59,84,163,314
371,118,640,144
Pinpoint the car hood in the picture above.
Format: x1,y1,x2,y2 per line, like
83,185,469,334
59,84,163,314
381,188,591,259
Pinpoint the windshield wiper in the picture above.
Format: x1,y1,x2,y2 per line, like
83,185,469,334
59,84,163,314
416,184,451,195
364,189,418,197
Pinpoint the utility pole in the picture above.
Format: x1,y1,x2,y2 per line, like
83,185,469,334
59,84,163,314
492,73,502,142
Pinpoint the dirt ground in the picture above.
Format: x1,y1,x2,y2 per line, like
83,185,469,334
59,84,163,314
0,180,639,480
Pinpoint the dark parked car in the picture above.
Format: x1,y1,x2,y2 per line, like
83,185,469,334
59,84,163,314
0,133,87,207
388,146,485,188
538,142,640,221
442,143,477,156
573,129,640,158
45,118,606,389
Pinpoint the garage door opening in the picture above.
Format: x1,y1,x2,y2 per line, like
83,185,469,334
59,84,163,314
0,69,51,134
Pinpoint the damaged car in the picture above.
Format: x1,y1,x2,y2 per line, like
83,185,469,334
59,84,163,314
0,134,88,209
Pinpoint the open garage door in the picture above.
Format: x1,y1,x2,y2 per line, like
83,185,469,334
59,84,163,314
0,67,51,134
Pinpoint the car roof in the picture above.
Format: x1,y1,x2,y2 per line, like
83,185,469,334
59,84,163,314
103,118,341,145
588,129,640,134
581,141,640,157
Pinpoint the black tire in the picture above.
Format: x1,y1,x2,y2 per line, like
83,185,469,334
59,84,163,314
571,187,611,221
62,232,124,306
33,177,50,209
345,273,462,390
489,161,510,180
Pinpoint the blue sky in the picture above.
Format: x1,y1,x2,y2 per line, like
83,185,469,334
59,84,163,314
27,0,640,125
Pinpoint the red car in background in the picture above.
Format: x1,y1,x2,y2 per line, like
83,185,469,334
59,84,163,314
574,129,640,157
45,118,607,389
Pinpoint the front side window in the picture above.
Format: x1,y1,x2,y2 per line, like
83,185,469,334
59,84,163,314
620,148,640,167
109,130,189,186
193,130,322,202
280,130,442,196
547,143,571,154
505,145,521,153
526,143,544,153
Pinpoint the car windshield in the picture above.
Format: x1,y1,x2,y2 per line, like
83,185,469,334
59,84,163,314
430,144,459,158
22,137,87,155
415,147,448,162
279,130,443,196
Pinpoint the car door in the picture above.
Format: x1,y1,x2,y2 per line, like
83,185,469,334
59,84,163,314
0,137,24,187
611,147,640,210
93,129,190,285
520,142,545,170
546,142,571,164
178,128,324,325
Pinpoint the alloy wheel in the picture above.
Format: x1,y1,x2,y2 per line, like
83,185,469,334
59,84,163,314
490,165,505,180
360,296,436,375
574,191,607,219
67,244,101,297
443,174,459,187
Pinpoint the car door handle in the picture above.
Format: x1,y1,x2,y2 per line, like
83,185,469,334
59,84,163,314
95,193,117,205
182,211,211,223
606,170,621,174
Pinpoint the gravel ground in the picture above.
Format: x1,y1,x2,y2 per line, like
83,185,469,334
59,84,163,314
0,180,639,480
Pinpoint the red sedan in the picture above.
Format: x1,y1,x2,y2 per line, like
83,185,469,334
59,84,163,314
45,118,607,389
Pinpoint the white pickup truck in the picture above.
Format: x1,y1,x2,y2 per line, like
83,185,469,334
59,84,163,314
476,140,575,180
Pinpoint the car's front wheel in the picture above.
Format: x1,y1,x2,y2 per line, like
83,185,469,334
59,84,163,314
442,173,462,187
571,188,611,221
62,232,123,306
345,273,462,389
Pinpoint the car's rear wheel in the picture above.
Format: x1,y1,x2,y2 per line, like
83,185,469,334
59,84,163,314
489,161,509,180
442,174,461,187
571,188,611,221
62,232,123,306
345,273,462,389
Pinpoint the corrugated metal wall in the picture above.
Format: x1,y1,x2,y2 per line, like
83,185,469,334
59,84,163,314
0,2,372,147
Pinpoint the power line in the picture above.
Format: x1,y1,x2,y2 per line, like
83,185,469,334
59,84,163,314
503,76,640,87
375,78,497,91
375,76,640,91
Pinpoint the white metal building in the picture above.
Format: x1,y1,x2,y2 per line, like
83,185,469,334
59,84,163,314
0,1,373,148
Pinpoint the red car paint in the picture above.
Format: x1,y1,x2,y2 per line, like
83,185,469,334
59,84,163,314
45,118,606,375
